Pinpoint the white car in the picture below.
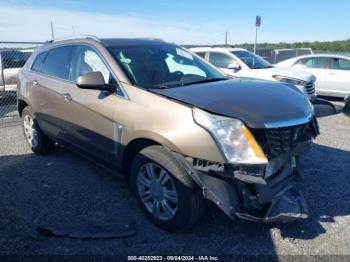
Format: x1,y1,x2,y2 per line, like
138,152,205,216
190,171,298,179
276,54,350,97
190,47,317,100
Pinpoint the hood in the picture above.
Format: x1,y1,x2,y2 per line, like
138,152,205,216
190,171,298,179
265,67,315,82
151,79,313,128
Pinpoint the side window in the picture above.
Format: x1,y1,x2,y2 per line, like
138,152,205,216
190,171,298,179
71,45,114,84
31,52,47,72
299,57,327,69
41,46,73,80
330,58,350,70
209,52,235,68
195,52,206,59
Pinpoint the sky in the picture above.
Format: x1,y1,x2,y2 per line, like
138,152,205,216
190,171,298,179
0,0,349,44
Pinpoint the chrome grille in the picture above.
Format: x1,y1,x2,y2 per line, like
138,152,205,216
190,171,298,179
304,81,315,96
251,118,319,158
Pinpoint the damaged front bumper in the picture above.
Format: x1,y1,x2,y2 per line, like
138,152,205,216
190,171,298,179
177,143,311,223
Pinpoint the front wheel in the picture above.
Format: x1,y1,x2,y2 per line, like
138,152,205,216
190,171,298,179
130,145,205,232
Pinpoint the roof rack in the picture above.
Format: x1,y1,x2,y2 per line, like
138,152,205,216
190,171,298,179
48,35,101,43
211,44,235,48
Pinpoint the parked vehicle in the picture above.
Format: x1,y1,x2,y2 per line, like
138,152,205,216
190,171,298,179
190,47,317,100
17,36,319,231
276,54,350,98
343,95,350,116
0,50,32,92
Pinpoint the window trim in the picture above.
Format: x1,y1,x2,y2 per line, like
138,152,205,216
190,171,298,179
29,42,128,100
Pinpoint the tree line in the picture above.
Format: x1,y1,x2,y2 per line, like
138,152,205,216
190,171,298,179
238,39,350,52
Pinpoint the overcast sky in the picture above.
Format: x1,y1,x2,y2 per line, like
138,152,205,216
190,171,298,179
0,0,349,44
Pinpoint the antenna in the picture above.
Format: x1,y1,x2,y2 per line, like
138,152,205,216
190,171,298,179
225,31,228,45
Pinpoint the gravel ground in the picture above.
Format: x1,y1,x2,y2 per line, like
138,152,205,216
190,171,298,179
0,102,349,260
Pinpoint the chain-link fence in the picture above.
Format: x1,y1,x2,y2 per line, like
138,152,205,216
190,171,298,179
0,42,43,126
255,48,313,64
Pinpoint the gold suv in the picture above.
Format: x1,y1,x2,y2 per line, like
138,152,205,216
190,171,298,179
17,36,319,231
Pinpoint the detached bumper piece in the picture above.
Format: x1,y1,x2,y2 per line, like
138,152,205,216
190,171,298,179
263,186,308,223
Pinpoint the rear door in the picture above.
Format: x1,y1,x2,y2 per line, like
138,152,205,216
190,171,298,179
325,57,350,96
294,57,329,92
61,44,122,165
28,46,73,138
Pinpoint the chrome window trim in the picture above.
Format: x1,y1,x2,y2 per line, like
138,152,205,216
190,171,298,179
264,113,313,128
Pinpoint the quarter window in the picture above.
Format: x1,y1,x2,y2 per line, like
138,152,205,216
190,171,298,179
31,52,47,72
195,52,206,59
41,46,73,80
330,58,350,70
209,52,236,68
71,46,114,84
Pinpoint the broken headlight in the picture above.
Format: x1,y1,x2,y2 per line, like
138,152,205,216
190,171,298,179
193,108,267,165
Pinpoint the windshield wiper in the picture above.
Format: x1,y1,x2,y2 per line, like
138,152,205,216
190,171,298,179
182,77,228,86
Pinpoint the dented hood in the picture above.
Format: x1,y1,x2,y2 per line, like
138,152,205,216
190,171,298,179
152,79,313,128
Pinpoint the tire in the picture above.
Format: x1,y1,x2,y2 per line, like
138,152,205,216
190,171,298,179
130,145,205,232
21,106,55,154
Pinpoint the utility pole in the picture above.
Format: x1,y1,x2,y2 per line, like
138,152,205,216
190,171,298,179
50,21,55,40
225,31,228,45
254,15,261,54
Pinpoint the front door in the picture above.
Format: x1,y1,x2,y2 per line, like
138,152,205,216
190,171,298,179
60,45,122,166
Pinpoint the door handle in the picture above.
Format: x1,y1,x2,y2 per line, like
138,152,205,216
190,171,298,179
32,80,38,86
63,93,72,101
329,73,337,75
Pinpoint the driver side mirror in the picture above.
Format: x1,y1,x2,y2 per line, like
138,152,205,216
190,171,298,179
76,71,116,92
227,61,240,71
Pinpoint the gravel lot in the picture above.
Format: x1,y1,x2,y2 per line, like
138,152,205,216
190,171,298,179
0,101,349,260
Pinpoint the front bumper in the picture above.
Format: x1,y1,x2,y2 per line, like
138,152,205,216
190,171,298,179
177,151,309,223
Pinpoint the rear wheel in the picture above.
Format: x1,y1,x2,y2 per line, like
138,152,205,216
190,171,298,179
22,106,55,154
130,145,205,232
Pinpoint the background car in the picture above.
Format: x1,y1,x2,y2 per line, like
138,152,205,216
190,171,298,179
0,50,32,92
276,54,350,97
190,47,317,100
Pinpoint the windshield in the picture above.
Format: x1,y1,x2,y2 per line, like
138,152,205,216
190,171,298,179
109,44,227,89
231,50,272,69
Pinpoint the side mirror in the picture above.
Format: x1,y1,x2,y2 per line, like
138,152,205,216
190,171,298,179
76,71,115,91
227,61,240,71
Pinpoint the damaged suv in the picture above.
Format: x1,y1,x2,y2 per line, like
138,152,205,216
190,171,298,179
17,36,319,231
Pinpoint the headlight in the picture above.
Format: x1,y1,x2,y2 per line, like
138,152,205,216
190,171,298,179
272,75,307,93
193,108,267,164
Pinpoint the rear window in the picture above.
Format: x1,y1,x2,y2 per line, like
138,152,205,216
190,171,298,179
31,52,47,72
41,46,73,80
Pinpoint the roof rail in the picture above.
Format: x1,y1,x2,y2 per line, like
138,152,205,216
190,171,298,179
48,35,101,43
211,44,235,48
